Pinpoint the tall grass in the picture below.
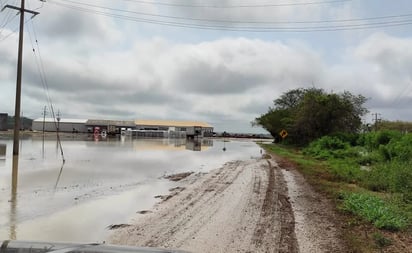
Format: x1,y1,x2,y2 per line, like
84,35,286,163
362,161,412,202
269,131,412,230
341,192,408,231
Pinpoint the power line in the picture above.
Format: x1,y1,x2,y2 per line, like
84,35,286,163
0,1,19,31
389,80,412,106
1,0,38,40
54,0,412,25
48,0,412,32
0,17,32,42
112,0,351,8
0,11,17,28
26,13,65,162
0,25,18,42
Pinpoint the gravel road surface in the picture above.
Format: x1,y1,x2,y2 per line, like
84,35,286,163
110,156,347,253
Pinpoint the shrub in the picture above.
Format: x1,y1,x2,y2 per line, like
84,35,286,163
304,136,351,159
361,130,402,151
329,160,362,183
361,164,392,192
390,162,412,202
356,150,381,166
331,132,359,146
341,192,408,231
378,145,392,161
385,133,412,162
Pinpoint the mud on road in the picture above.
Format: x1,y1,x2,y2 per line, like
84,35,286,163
110,156,347,252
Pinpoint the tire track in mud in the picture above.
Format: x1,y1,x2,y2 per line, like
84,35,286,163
175,159,268,252
164,161,246,248
250,160,298,253
111,157,342,253
114,160,250,249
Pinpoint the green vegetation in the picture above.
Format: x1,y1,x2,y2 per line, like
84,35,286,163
372,232,393,248
262,132,412,250
378,120,412,133
304,132,412,195
253,88,368,145
257,88,411,249
340,192,408,231
263,131,412,231
304,131,412,225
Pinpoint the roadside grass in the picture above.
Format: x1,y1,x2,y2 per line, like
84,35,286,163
261,142,412,251
340,192,408,231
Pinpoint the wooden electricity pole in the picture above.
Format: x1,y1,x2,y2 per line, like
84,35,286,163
42,106,47,133
372,113,381,131
2,1,39,196
2,1,39,156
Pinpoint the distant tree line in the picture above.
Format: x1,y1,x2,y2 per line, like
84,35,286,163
378,120,412,133
253,88,368,145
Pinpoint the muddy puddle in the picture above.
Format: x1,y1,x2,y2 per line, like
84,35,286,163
0,136,262,242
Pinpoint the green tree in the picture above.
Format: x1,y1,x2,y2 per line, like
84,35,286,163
254,88,368,144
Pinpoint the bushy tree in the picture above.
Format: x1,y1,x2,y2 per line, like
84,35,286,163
254,88,368,144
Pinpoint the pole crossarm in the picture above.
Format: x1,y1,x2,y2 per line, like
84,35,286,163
2,4,40,16
9,0,40,157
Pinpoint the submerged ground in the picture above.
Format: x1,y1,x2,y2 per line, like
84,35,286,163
0,136,262,242
110,155,349,252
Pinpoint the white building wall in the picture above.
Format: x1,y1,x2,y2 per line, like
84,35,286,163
32,119,87,132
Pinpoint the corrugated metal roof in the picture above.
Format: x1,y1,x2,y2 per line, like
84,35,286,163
135,119,213,128
86,119,135,127
33,118,88,124
33,118,213,128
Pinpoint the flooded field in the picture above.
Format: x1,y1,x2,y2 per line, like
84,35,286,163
0,136,262,242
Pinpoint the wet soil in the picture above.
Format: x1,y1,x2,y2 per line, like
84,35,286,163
110,156,348,252
164,172,194,182
107,224,131,230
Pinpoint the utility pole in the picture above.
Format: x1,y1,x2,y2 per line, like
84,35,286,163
56,110,61,132
3,1,39,198
2,1,39,156
372,113,381,131
42,106,47,134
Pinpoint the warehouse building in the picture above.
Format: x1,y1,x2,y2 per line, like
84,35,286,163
135,119,214,138
32,118,88,133
32,118,214,138
0,113,7,131
85,119,135,135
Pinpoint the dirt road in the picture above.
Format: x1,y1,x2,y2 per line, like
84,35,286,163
110,156,347,252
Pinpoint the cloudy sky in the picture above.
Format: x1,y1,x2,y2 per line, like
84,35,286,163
1,0,412,133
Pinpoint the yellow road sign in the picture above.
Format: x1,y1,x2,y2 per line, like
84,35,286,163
279,129,288,139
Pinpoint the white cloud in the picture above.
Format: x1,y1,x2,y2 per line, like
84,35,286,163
3,33,324,132
2,1,412,132
10,32,412,130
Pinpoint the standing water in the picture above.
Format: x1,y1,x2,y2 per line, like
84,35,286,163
0,135,262,242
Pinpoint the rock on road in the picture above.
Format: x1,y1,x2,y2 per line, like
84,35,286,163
110,157,346,253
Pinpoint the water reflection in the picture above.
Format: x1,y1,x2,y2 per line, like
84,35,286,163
42,132,45,160
0,137,262,242
9,191,17,240
10,155,18,240
12,155,18,197
87,136,213,152
222,139,228,152
54,162,65,190
130,138,212,151
0,143,6,157
0,143,6,166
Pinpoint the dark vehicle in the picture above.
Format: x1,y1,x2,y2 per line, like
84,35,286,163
0,241,188,253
